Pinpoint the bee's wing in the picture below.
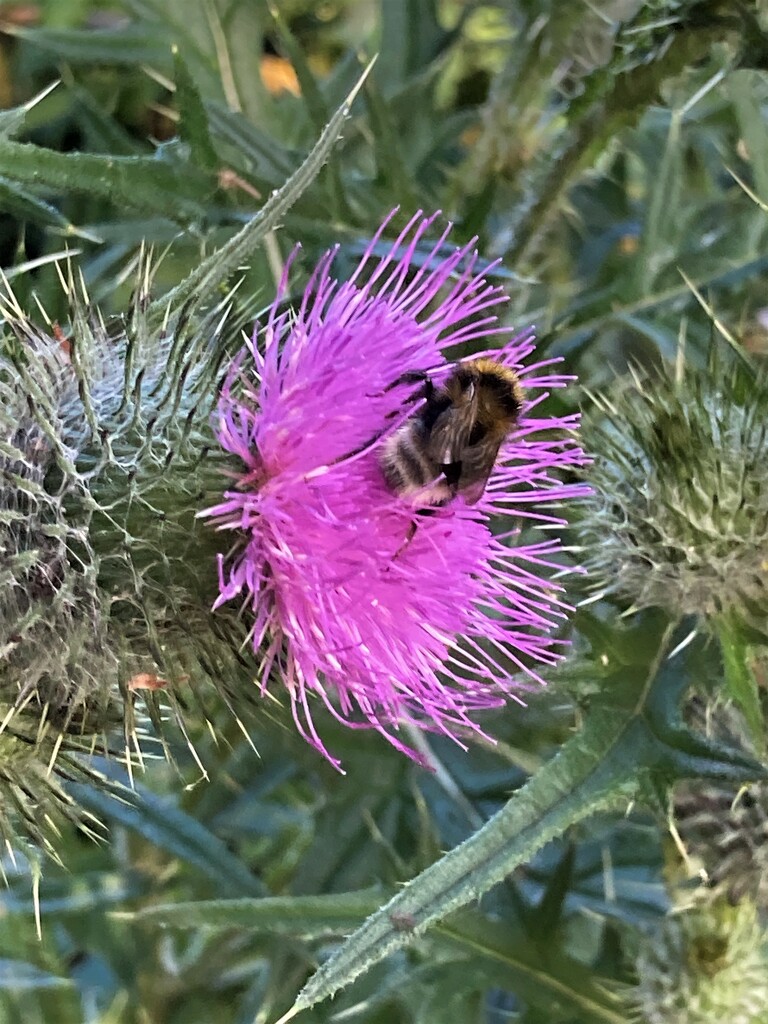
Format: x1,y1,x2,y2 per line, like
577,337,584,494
427,382,479,465
457,438,504,505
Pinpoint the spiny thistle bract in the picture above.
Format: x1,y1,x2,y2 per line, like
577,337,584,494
577,355,768,635
0,257,253,853
201,209,588,770
671,699,768,908
630,900,768,1024
673,776,768,908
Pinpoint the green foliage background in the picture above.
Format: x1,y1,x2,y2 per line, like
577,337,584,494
0,1,767,1022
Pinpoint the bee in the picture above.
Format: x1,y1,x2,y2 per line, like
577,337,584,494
380,358,523,508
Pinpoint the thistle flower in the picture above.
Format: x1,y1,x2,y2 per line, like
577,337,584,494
578,356,768,634
630,900,768,1024
202,210,587,769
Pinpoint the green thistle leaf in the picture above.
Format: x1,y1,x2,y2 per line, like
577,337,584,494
282,620,767,1016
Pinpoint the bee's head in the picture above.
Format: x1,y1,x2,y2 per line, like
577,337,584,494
462,359,524,438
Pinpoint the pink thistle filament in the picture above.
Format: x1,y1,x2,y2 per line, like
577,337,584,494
200,210,588,769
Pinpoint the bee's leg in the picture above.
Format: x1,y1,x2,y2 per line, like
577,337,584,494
371,371,432,405
384,370,431,392
392,520,418,560
379,375,433,435
391,507,437,561
441,461,462,492
349,376,433,468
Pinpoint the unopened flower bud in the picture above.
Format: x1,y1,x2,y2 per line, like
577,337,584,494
578,358,768,635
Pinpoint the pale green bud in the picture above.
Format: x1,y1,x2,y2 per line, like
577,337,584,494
671,699,768,908
631,900,768,1024
578,358,768,637
0,261,248,853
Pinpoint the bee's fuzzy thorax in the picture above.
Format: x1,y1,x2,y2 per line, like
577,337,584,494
449,358,524,430
468,356,523,385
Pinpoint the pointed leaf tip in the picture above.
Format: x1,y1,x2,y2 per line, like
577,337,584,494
345,54,378,108
25,79,60,111
272,1006,302,1024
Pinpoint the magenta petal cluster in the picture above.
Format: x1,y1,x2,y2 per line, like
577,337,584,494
201,211,588,769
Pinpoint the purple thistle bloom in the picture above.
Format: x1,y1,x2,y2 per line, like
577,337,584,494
201,211,588,770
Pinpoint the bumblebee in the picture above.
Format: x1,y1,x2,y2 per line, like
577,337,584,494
380,358,523,507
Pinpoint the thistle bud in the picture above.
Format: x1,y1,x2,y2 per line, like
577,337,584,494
631,900,768,1024
577,357,768,637
671,699,768,908
0,309,119,850
0,262,240,852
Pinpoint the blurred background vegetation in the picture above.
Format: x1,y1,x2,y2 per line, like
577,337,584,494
0,0,767,1022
